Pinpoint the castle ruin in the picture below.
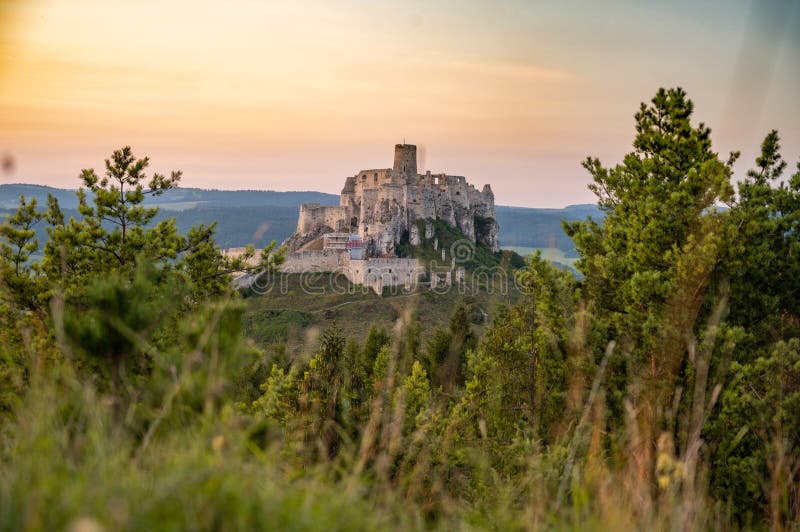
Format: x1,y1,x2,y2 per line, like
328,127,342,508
279,143,499,294
286,143,499,256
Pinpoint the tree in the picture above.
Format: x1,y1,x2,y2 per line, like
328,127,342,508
41,146,284,300
0,195,44,308
703,133,800,525
424,304,477,393
563,87,735,389
363,325,390,367
0,195,41,277
400,360,431,433
63,261,183,401
452,253,577,462
709,339,800,524
41,147,183,289
723,131,800,350
302,325,347,456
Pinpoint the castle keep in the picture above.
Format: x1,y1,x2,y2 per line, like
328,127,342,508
286,143,499,256
280,143,499,293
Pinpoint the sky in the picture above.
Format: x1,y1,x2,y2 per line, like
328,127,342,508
1,0,798,208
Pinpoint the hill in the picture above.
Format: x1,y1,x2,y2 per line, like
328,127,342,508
495,204,602,254
0,184,339,210
240,221,526,359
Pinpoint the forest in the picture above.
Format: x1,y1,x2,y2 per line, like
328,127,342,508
1,87,799,530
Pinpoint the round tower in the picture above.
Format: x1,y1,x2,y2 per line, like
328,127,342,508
393,144,417,177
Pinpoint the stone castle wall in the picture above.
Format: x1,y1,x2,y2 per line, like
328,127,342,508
281,249,347,273
280,249,423,294
297,204,349,234
346,256,423,293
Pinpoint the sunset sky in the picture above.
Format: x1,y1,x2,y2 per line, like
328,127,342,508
1,0,798,207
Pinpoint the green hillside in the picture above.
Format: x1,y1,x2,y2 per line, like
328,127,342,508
240,221,526,360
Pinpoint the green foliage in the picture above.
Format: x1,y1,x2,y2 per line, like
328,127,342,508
401,360,430,431
63,262,183,395
372,345,392,385
0,195,41,277
41,147,183,289
564,88,734,364
560,90,800,526
250,364,300,424
363,324,390,365
3,94,800,530
723,131,800,348
38,146,284,301
1,319,392,532
423,304,477,392
0,195,45,309
458,253,578,451
242,309,312,344
709,339,800,522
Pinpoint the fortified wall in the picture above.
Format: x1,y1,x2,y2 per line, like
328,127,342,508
280,250,423,294
286,143,499,256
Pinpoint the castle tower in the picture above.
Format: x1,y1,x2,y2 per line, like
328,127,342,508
393,144,417,178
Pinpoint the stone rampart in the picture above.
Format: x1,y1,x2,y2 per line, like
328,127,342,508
344,256,423,293
296,204,348,234
281,249,348,273
279,250,422,295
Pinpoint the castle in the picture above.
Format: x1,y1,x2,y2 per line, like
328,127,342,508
279,143,499,293
286,143,499,255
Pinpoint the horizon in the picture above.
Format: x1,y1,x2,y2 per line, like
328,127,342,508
0,181,599,210
2,1,799,208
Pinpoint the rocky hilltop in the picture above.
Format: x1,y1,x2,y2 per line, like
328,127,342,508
285,144,499,256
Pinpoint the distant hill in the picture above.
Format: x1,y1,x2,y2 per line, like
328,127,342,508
0,184,339,211
495,204,602,254
0,184,602,253
0,184,80,209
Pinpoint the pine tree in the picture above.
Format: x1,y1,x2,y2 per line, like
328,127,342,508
564,87,735,382
0,195,44,308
